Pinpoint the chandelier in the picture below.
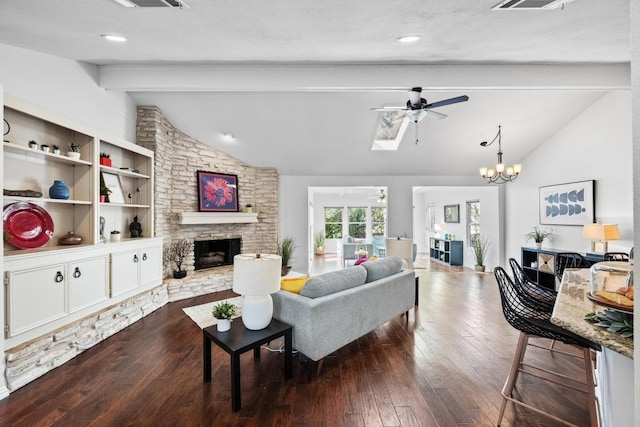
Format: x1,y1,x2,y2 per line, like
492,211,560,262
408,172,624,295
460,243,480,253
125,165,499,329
479,125,522,184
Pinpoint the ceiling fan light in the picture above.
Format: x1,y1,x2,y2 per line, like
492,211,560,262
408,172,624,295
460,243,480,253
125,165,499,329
406,109,427,122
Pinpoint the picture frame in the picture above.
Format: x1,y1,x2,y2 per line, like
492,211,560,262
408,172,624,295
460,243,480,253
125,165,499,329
101,172,125,204
539,179,595,226
444,204,460,223
197,171,239,212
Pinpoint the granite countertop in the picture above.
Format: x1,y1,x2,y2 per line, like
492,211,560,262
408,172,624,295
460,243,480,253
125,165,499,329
551,268,633,359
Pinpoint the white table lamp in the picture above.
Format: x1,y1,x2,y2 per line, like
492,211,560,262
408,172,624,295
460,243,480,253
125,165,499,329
582,223,620,253
233,253,282,330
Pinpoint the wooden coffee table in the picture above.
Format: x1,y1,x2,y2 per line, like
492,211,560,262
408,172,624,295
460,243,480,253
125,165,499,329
203,318,293,412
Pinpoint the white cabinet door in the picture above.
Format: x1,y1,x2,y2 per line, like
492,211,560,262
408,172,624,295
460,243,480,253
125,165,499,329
139,245,162,288
69,256,109,313
110,250,140,297
7,264,66,336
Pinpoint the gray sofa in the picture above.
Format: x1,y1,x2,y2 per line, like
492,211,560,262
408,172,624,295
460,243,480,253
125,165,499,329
272,256,415,362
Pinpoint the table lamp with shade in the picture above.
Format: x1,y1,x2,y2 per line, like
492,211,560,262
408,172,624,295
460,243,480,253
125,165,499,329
232,253,282,330
582,223,620,253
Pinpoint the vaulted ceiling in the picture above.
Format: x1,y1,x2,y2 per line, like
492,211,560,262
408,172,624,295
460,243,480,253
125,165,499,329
0,0,630,176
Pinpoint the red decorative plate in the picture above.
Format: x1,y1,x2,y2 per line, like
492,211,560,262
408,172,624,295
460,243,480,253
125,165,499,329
3,202,54,249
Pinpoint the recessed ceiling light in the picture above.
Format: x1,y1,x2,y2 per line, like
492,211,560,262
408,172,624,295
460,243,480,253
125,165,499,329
222,132,235,141
102,34,127,42
397,35,421,43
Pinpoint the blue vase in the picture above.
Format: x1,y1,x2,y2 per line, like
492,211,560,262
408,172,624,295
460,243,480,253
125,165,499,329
49,180,70,200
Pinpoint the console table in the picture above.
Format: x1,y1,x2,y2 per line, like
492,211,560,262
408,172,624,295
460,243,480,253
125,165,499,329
520,247,604,289
429,238,463,266
203,318,293,411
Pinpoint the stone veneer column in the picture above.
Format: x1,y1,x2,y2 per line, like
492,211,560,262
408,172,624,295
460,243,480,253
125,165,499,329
136,106,279,300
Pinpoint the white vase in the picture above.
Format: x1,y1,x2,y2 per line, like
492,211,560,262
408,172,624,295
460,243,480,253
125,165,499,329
67,151,81,160
217,318,231,332
536,242,542,249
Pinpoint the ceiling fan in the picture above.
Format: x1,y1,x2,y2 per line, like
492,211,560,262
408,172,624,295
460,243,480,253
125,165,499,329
371,87,469,144
369,188,386,203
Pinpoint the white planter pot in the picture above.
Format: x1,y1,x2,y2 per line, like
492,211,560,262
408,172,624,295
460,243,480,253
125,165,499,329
217,318,231,332
110,233,121,242
536,242,542,249
66,152,81,160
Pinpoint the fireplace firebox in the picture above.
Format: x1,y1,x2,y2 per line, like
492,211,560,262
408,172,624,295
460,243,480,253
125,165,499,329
194,237,241,271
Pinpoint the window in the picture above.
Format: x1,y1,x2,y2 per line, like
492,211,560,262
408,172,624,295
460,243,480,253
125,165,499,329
371,207,387,236
467,200,480,247
348,207,366,239
324,207,342,239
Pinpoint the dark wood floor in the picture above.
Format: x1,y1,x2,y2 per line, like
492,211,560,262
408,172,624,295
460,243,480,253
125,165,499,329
0,258,591,427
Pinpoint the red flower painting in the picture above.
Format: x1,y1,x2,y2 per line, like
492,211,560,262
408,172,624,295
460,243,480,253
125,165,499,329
197,171,238,212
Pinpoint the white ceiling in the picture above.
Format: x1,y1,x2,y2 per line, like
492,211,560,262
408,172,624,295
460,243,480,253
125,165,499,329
0,0,631,177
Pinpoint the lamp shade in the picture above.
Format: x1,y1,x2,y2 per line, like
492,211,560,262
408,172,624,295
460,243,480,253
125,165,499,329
233,253,281,296
582,224,621,241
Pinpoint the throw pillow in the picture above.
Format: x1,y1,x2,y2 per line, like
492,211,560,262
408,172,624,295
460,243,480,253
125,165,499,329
280,276,309,294
362,256,403,283
300,266,367,298
368,255,378,261
354,255,368,266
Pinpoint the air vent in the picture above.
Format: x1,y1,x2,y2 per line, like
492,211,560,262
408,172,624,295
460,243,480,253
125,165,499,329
112,0,189,7
493,0,577,9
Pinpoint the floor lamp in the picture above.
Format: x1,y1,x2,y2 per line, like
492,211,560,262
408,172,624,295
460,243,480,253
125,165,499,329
233,253,281,330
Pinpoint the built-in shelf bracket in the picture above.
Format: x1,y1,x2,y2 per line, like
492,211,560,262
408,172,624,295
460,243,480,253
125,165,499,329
178,212,258,225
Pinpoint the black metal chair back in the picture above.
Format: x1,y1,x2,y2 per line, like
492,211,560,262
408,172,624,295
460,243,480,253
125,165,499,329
603,252,630,262
508,258,557,307
494,267,600,350
554,252,589,282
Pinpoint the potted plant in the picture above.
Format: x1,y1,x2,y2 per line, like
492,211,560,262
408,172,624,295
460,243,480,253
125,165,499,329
52,144,60,155
99,152,112,167
67,142,81,160
277,236,296,276
110,230,121,242
212,301,237,332
525,226,554,249
470,235,491,272
314,232,325,256
163,238,191,279
100,186,112,203
28,140,38,150
245,203,253,213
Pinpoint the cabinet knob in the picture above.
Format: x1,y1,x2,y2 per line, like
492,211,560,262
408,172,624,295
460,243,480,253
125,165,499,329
142,253,148,261
55,271,64,283
133,254,139,263
73,266,81,278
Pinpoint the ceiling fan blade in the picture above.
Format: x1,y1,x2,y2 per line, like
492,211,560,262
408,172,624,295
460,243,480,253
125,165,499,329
370,106,407,111
425,110,447,120
425,95,469,110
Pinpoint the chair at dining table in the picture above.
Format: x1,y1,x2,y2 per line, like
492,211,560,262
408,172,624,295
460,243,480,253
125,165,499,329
554,252,590,283
494,266,600,427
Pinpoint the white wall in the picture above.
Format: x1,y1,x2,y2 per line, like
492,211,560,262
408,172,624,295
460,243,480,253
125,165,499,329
0,43,136,141
505,91,633,262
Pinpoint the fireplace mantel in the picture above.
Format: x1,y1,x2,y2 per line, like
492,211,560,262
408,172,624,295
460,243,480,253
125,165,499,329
179,212,258,225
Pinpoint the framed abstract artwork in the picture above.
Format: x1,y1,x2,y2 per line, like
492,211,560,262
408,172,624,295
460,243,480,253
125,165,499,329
444,204,460,223
539,179,595,226
101,172,125,204
197,171,239,212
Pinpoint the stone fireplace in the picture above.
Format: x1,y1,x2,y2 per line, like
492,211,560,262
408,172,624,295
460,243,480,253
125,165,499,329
136,106,279,302
194,237,241,270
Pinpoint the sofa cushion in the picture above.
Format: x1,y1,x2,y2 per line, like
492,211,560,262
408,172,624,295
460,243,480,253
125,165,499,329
300,266,367,298
280,276,309,294
362,256,403,283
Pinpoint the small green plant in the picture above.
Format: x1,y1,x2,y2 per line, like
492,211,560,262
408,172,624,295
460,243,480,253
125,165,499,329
212,301,237,320
52,144,59,150
100,152,110,158
100,186,112,196
245,203,252,208
525,226,554,243
585,309,633,338
110,230,120,235
314,232,325,248
69,143,80,152
277,236,296,267
470,235,491,266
